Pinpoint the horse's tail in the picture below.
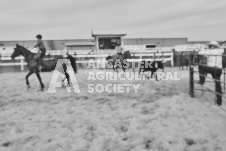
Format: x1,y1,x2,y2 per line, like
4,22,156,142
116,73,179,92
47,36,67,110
67,55,77,73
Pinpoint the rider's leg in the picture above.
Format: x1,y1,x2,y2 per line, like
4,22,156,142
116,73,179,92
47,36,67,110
39,50,46,69
198,65,206,85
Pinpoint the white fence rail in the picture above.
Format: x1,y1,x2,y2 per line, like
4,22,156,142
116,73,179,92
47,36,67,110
0,50,174,71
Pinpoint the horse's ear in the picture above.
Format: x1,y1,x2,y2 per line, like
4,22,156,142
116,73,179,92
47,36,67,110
16,44,19,47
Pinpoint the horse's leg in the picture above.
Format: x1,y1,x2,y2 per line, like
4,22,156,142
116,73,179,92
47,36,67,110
61,77,66,87
155,73,158,81
66,73,70,86
35,71,44,91
26,71,34,89
151,71,154,78
139,68,142,74
113,64,115,72
146,72,149,79
114,64,118,72
122,65,126,72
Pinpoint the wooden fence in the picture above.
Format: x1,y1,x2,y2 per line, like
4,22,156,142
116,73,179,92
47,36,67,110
0,49,174,71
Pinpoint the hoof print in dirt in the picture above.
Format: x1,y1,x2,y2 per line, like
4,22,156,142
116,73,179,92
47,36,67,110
145,140,152,149
2,142,12,147
184,138,196,146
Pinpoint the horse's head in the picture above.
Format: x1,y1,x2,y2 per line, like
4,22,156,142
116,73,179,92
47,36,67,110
11,44,23,60
54,55,63,60
123,51,132,59
106,55,112,60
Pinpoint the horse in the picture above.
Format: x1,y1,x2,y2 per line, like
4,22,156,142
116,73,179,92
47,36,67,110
40,54,77,73
11,44,77,90
175,52,190,70
106,51,132,72
139,60,164,81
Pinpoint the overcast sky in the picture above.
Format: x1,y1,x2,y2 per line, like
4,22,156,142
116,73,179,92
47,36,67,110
0,0,225,41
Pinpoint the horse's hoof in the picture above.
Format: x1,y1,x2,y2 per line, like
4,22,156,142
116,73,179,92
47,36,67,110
40,88,44,91
27,85,31,89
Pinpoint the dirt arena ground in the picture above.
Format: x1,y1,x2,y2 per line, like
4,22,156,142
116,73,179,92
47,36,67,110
0,68,226,151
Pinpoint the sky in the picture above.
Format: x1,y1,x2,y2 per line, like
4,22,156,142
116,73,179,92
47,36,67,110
0,0,225,41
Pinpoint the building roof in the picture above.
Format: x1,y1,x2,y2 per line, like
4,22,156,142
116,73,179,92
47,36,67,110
92,29,126,37
64,42,95,46
220,40,226,45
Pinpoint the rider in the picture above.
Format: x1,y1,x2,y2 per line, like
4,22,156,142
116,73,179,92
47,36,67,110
115,43,124,57
198,41,224,106
34,34,46,70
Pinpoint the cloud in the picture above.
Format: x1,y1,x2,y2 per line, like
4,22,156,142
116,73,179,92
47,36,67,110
0,0,225,41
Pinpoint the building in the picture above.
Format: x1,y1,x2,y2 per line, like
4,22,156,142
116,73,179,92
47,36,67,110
92,29,127,51
64,41,95,51
0,30,189,54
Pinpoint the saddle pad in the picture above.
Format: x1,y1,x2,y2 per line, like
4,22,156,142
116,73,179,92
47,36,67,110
30,48,39,53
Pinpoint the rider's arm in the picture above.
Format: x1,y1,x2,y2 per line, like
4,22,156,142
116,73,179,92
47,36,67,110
34,40,41,48
199,49,223,55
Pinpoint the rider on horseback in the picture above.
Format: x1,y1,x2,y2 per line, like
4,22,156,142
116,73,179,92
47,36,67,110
115,43,124,58
34,34,46,70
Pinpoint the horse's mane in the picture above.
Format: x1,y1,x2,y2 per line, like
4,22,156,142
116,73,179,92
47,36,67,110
16,44,35,55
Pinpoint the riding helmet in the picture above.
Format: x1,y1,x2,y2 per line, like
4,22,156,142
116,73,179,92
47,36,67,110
36,34,42,39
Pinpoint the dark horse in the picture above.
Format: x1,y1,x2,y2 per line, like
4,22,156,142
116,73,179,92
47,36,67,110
139,60,164,81
106,51,132,72
177,52,190,70
11,44,77,90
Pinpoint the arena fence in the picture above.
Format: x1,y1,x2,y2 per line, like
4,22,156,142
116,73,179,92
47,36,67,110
0,50,174,72
189,53,226,104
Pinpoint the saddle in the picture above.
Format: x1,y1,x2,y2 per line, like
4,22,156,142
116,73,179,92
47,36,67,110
33,52,41,60
116,52,123,58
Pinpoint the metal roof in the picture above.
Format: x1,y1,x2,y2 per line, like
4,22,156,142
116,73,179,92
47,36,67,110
92,29,126,37
64,42,95,46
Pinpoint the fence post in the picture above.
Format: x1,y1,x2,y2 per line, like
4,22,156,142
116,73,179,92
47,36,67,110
139,52,142,61
133,53,136,71
171,52,174,67
224,69,225,92
0,55,2,73
189,54,194,97
13,59,15,72
21,58,24,71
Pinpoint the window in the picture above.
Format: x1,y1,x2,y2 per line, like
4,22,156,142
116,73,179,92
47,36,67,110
146,44,156,48
99,37,121,49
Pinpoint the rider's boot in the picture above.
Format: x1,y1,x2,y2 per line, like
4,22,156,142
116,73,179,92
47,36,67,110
39,59,45,71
